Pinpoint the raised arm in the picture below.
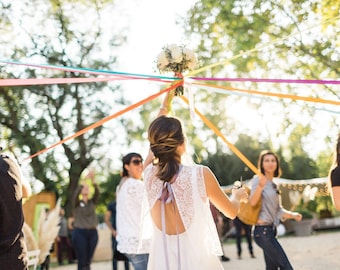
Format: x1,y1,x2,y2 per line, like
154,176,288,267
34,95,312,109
92,183,100,204
73,185,82,208
249,174,266,207
143,89,175,169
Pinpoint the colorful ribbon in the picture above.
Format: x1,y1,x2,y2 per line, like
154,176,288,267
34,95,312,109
21,82,181,162
180,96,259,174
191,77,340,85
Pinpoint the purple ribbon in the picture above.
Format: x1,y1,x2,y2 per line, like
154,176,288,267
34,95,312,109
190,77,340,85
158,181,181,270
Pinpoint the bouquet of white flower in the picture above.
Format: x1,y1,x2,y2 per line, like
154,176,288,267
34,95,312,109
156,44,199,95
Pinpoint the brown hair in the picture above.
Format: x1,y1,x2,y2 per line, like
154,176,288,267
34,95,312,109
328,133,340,190
334,133,340,168
148,116,184,182
257,150,282,177
121,152,142,177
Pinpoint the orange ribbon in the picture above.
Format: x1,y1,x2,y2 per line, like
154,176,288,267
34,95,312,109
180,95,259,174
22,81,181,162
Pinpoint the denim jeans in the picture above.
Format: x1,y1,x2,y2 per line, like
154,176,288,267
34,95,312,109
72,228,98,270
124,253,149,270
112,237,130,270
254,225,293,270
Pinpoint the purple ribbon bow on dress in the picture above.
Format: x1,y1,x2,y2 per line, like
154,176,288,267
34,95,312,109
158,177,181,270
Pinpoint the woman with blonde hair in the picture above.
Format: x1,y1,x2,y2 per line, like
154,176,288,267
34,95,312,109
71,170,100,270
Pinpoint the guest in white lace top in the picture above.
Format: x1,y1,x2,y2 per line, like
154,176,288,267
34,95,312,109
116,153,150,270
142,90,248,270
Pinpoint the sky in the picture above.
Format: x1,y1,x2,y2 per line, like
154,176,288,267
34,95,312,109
1,0,201,192
110,0,199,104
98,0,201,168
114,0,197,75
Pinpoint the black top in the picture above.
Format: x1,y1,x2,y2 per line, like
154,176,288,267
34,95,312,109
0,154,28,269
331,166,340,187
107,201,117,229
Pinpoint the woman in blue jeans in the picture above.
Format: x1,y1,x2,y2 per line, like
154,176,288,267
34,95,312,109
249,150,302,270
72,170,100,270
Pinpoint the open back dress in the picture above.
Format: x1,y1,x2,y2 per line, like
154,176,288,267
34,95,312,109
143,164,224,270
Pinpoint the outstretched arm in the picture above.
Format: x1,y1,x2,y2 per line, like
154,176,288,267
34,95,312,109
281,209,302,221
204,166,248,219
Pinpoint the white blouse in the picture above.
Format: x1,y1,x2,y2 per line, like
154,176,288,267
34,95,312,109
116,177,150,254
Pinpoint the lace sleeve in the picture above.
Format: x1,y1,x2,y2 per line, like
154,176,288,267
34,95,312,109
138,166,153,252
144,164,163,207
197,165,208,201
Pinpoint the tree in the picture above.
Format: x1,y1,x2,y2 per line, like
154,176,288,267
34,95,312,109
202,134,272,185
280,124,319,179
201,131,322,186
0,0,128,215
183,0,339,169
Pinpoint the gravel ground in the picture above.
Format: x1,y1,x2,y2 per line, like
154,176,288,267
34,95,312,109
51,229,340,270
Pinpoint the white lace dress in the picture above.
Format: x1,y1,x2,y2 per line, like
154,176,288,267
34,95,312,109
143,164,224,270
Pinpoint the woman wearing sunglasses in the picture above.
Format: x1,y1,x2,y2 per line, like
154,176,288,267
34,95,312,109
116,153,150,270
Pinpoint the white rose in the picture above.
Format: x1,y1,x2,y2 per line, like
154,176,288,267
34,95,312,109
156,44,198,72
167,44,179,51
186,61,194,70
170,46,183,63
187,58,198,70
183,48,198,70
157,51,169,70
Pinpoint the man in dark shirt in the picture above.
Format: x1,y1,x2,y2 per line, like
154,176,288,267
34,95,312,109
56,208,74,265
0,152,32,269
105,200,130,270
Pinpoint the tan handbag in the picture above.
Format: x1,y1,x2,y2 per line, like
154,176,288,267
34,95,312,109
237,185,262,225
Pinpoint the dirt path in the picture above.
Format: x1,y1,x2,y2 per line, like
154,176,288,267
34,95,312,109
52,229,340,270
